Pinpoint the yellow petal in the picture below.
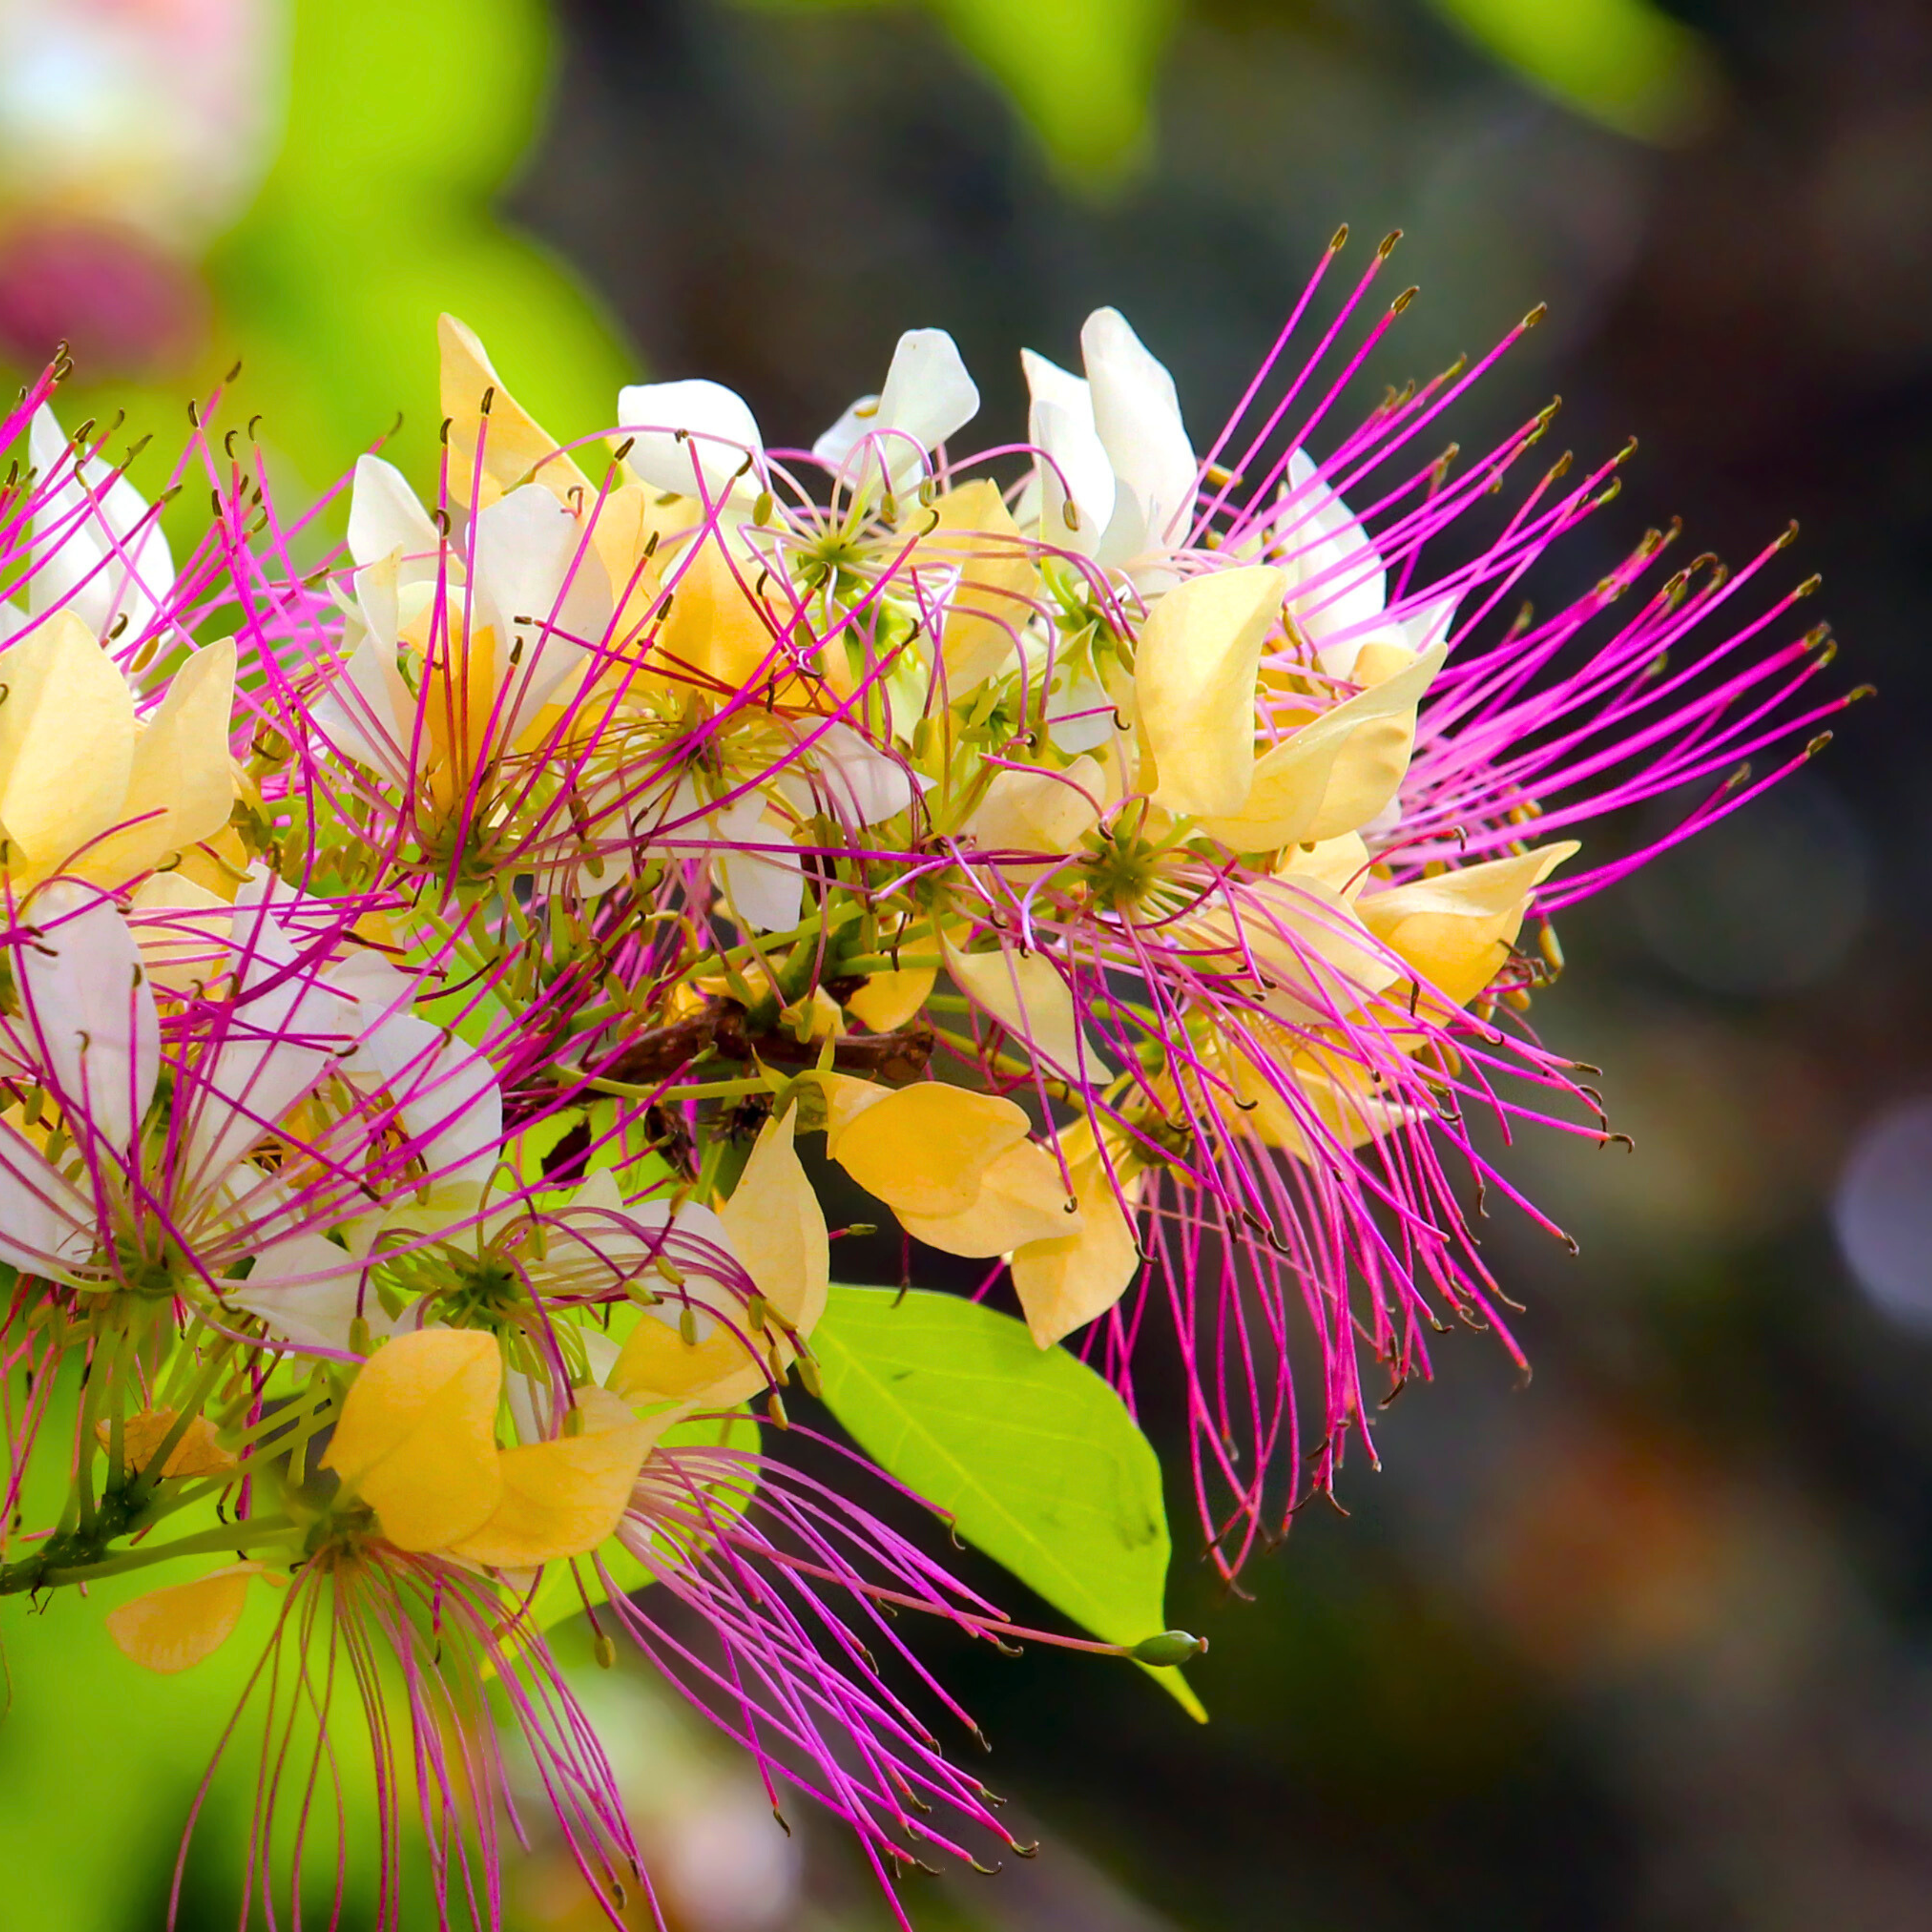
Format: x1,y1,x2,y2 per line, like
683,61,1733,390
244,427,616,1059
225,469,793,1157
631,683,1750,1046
172,824,249,901
406,595,501,816
899,1139,1081,1258
845,963,936,1033
0,610,135,872
449,1392,658,1570
1222,1044,1420,1159
912,480,1040,692
611,1316,767,1405
720,1109,829,1337
98,1405,236,1479
321,1328,504,1553
1274,831,1372,899
1358,841,1581,1008
590,481,698,675
615,1113,825,1411
829,1081,1030,1219
128,872,231,991
439,314,587,509
1199,645,1443,851
943,938,1111,1082
1011,1149,1141,1347
1351,639,1420,688
650,536,781,696
818,1072,892,1152
84,641,236,883
1136,566,1287,817
1195,875,1398,1024
105,1563,284,1674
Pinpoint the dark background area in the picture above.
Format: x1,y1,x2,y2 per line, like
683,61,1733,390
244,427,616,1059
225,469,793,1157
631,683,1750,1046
501,1,1932,1927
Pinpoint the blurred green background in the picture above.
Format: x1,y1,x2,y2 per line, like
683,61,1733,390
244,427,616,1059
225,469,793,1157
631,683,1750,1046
3,0,1930,1926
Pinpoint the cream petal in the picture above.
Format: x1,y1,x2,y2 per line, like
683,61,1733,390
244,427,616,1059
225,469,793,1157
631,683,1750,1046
1136,566,1288,817
1203,875,1399,1025
128,874,231,993
943,938,1111,1084
898,1139,1080,1259
1010,1151,1141,1347
1358,841,1580,1008
1200,644,1444,851
718,1110,828,1337
0,611,136,873
84,640,236,882
438,314,586,507
964,756,1105,859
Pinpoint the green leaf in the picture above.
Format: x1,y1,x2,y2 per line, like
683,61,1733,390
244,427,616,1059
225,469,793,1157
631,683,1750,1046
812,1284,1204,1718
1423,0,1718,144
923,0,1178,179
738,0,1176,179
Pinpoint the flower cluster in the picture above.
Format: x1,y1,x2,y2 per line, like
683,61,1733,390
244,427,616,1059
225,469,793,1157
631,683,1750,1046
0,233,1857,1926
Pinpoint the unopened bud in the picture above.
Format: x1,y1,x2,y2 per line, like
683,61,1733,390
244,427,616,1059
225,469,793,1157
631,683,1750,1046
1130,1629,1207,1668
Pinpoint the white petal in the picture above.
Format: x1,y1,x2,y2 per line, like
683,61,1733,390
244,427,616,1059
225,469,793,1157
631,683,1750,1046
309,632,412,783
1045,668,1117,754
815,329,979,492
808,721,916,826
1080,309,1196,562
1285,448,1387,653
397,1036,503,1190
1023,347,1113,555
16,882,160,1153
181,910,356,1194
1397,588,1460,655
346,455,440,574
618,379,765,502
472,485,605,732
875,329,980,459
230,1231,386,1356
0,1121,89,1275
339,992,503,1191
27,406,175,642
811,394,881,472
713,798,804,932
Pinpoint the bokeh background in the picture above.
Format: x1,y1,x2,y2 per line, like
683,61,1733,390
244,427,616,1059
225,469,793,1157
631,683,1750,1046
2,0,1930,1926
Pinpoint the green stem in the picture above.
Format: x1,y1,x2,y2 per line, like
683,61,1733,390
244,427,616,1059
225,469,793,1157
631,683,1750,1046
0,1515,299,1596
